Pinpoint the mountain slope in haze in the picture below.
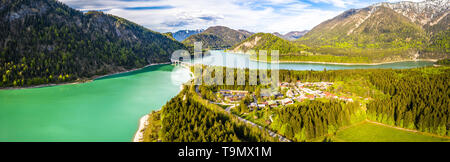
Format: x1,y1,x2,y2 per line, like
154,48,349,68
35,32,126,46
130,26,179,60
172,29,204,42
238,29,254,36
182,26,252,49
298,0,449,61
284,30,308,40
273,30,308,40
0,0,185,87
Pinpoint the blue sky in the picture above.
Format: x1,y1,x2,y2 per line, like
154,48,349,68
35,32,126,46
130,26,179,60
59,0,423,34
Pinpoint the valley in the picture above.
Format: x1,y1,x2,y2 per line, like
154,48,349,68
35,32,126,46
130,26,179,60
0,0,448,143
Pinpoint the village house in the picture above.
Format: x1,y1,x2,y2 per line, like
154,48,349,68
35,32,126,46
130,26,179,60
286,90,294,98
219,90,232,97
258,103,266,108
296,97,304,102
232,90,248,96
260,92,271,99
306,94,315,100
274,93,284,99
281,98,293,105
219,90,249,102
267,100,278,107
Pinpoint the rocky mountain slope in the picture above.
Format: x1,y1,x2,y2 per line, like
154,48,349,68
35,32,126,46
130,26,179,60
0,0,185,87
230,0,448,63
183,26,252,49
298,0,448,60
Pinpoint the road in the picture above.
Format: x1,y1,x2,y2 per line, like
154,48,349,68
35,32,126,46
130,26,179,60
225,104,291,142
195,85,291,142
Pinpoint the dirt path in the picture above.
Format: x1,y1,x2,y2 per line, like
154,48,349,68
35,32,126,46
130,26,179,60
365,120,418,133
195,85,291,142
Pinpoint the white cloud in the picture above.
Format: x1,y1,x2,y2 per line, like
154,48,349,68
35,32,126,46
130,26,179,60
57,0,385,33
266,9,341,33
310,0,356,8
387,0,424,2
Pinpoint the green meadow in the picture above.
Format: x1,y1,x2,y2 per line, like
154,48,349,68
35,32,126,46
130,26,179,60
332,121,449,142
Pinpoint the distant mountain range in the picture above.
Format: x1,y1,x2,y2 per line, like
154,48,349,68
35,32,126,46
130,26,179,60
233,0,449,63
182,26,253,49
0,0,185,87
171,29,204,42
273,30,309,41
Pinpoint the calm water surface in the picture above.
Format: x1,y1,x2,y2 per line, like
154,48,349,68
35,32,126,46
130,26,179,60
0,65,191,142
192,51,434,70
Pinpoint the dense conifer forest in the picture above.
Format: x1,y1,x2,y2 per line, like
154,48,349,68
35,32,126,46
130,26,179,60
144,86,277,142
367,69,449,136
273,100,362,141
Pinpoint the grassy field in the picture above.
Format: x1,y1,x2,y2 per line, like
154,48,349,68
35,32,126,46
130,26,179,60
332,121,449,142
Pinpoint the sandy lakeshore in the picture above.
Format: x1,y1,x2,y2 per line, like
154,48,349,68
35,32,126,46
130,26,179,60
132,65,193,142
132,114,149,142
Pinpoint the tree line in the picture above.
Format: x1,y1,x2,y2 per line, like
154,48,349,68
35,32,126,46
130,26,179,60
273,100,362,141
156,86,277,142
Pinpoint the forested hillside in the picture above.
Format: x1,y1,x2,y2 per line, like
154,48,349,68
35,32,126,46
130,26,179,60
183,26,252,49
171,29,204,42
367,68,449,136
231,33,308,55
0,0,185,87
143,86,277,142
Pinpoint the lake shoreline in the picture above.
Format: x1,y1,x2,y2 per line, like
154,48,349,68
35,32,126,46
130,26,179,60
250,58,438,65
132,114,150,142
227,50,438,65
132,65,193,142
0,62,171,90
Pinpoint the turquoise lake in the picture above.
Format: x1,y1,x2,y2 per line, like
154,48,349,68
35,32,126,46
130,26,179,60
0,65,191,142
194,51,435,70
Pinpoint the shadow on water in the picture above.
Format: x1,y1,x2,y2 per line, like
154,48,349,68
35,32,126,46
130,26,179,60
95,64,175,81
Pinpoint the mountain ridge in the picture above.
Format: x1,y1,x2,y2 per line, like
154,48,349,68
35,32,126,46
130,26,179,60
274,30,309,40
182,26,252,49
171,29,204,42
232,0,448,63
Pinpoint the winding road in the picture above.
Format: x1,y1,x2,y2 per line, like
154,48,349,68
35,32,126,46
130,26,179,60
195,85,291,142
225,104,291,142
